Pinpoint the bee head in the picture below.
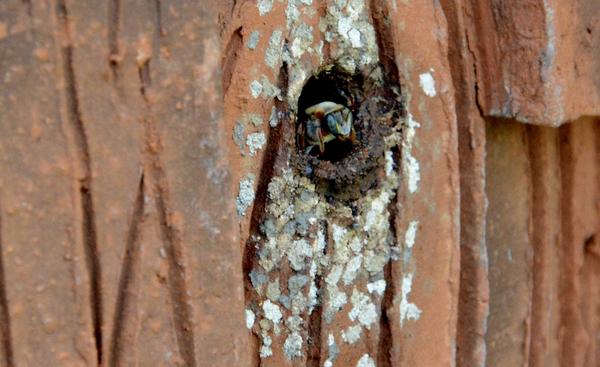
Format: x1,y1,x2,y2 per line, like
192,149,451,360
326,108,353,137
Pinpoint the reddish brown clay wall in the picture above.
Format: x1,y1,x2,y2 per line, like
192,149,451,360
0,0,598,366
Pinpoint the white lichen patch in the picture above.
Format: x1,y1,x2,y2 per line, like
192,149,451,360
257,0,274,16
266,278,282,302
406,155,420,194
247,31,260,50
405,220,419,249
265,30,283,70
263,300,283,324
236,175,255,216
357,354,376,367
419,71,437,97
327,333,339,362
269,106,279,127
385,150,395,176
364,190,391,232
348,289,378,329
284,332,303,360
399,273,422,326
367,279,386,296
250,80,263,98
342,324,362,344
347,28,363,48
343,255,363,285
290,23,314,58
403,113,421,193
246,132,267,156
289,239,312,271
260,334,273,358
259,75,282,99
245,309,256,329
324,0,378,73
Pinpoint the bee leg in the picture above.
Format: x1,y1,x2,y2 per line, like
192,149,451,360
349,128,356,143
318,129,325,154
298,124,305,149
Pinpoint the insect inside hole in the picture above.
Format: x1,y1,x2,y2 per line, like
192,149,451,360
299,101,356,155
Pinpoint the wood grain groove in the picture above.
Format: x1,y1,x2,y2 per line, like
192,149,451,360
107,0,121,79
109,174,145,367
57,1,104,363
306,221,328,367
0,205,14,367
222,26,243,95
242,63,289,364
154,0,163,38
378,173,399,367
137,60,197,367
21,0,32,17
367,0,399,85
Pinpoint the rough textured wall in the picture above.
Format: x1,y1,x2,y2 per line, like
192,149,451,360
0,0,598,367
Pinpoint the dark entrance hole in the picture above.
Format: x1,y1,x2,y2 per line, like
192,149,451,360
293,63,402,202
296,69,361,162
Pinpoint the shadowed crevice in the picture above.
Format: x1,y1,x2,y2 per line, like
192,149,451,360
377,260,394,367
107,0,121,79
222,27,243,95
57,1,104,363
306,220,329,367
154,0,164,38
241,62,289,364
109,174,145,367
367,0,399,85
0,205,14,367
378,161,400,367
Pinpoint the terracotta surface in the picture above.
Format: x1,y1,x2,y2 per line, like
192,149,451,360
0,1,598,366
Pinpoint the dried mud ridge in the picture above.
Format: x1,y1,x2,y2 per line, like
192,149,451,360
294,65,403,202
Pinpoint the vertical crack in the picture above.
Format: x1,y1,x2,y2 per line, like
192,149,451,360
378,164,399,367
154,0,163,37
306,220,328,367
222,26,243,95
0,205,14,367
109,174,145,367
137,57,196,367
57,1,103,364
242,62,289,365
368,0,400,85
107,0,121,79
377,260,394,367
22,0,32,17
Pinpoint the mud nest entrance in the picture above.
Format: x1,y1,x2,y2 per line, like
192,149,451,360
294,65,403,202
297,71,359,162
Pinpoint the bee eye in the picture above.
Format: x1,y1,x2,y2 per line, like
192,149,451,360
326,114,339,131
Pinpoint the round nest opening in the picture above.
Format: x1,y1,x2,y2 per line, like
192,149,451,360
294,65,402,201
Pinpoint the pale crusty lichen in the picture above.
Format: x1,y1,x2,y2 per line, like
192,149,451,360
244,0,419,362
356,353,376,367
246,132,267,156
236,174,255,216
247,30,261,50
250,133,402,359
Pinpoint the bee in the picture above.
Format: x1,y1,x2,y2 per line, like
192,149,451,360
299,101,356,154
